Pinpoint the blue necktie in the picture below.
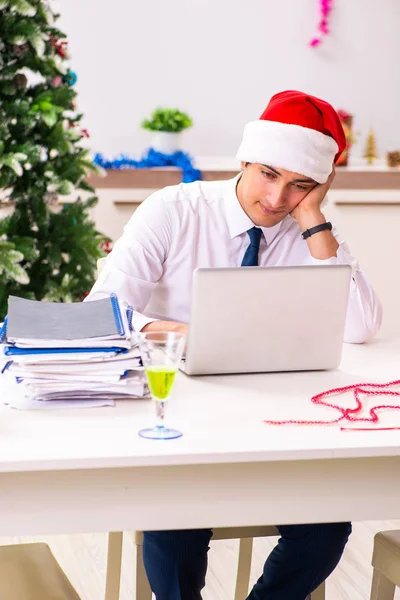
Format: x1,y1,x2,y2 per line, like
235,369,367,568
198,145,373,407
241,227,262,266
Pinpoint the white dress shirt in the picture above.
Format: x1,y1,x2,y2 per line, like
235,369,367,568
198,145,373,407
87,175,382,343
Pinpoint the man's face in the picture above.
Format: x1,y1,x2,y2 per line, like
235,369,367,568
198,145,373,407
236,162,318,227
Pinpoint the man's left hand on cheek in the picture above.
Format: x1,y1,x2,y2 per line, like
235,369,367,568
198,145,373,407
290,167,336,231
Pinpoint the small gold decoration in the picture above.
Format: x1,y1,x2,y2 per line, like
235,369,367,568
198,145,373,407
363,129,378,165
386,151,400,168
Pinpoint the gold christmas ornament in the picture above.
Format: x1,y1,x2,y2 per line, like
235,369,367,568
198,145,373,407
363,129,378,165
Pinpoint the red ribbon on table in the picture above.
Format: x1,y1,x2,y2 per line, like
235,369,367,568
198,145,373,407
264,380,400,431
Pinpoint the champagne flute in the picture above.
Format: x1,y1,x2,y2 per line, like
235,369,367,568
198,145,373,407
137,331,186,440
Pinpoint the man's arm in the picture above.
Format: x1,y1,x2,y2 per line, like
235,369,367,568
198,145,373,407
86,190,176,332
141,320,188,334
291,167,382,343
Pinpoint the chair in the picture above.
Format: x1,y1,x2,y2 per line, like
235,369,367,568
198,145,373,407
370,530,400,599
105,528,326,600
0,542,81,599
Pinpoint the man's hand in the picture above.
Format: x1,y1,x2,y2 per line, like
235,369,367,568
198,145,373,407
141,320,188,335
290,167,336,231
290,166,339,260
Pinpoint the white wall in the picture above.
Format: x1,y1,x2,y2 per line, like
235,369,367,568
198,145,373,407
59,0,400,160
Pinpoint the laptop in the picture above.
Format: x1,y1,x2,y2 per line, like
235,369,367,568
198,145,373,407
181,265,351,375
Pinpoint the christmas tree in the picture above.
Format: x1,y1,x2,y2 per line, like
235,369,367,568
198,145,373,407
363,129,378,166
0,0,105,319
0,221,30,290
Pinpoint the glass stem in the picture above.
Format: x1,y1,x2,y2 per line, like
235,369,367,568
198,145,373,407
155,400,166,428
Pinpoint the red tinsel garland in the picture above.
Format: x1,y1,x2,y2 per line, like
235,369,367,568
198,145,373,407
264,380,400,431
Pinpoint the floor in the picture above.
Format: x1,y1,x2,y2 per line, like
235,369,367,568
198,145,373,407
2,520,400,599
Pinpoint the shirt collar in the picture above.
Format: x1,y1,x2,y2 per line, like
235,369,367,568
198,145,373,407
223,174,284,246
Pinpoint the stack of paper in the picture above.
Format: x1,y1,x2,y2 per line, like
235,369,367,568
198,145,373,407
0,295,147,409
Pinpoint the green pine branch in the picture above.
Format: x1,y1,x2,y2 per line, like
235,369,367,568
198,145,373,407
0,0,106,318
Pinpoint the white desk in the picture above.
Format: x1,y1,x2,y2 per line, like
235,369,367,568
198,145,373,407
1,337,400,537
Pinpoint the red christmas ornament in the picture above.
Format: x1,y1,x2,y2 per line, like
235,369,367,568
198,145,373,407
50,37,69,58
100,239,113,254
337,109,352,121
51,76,63,88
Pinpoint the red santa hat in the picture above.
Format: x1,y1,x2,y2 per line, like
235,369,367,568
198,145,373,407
236,90,346,184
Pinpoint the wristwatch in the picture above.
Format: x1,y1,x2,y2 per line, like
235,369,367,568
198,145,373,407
301,222,332,240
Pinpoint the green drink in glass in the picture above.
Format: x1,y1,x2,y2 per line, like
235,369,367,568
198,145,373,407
145,366,178,400
137,332,186,440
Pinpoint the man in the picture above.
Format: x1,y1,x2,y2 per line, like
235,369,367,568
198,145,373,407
88,90,382,599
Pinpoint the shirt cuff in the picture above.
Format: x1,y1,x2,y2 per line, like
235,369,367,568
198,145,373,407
307,243,359,277
132,312,159,333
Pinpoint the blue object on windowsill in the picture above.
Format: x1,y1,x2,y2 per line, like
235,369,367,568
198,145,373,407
93,148,201,183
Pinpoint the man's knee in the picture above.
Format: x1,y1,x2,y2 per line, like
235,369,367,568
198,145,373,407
143,529,213,562
306,522,352,562
143,530,212,600
278,522,352,558
320,522,352,550
144,529,212,546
